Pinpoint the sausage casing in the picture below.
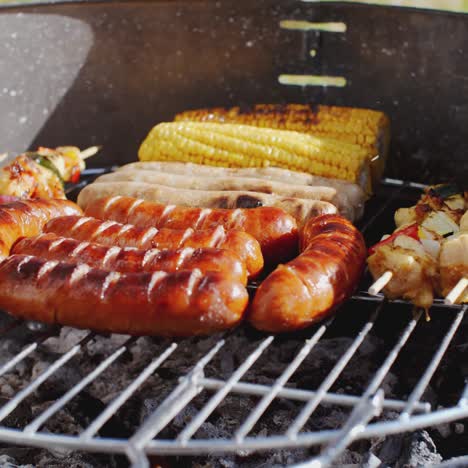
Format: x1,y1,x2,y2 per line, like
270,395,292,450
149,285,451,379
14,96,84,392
0,255,248,336
84,196,298,266
43,216,263,278
250,214,366,332
12,233,248,284
77,181,337,226
0,198,82,258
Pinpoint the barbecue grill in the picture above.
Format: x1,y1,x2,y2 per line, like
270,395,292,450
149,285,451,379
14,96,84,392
1,1,468,467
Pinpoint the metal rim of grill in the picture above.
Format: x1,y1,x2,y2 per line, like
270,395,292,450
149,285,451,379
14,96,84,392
0,170,466,468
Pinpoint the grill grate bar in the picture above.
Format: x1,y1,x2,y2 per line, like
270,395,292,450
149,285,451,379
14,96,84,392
199,378,429,412
363,310,422,400
177,336,274,444
0,334,92,423
458,382,468,407
287,304,381,438
0,342,38,379
401,305,467,419
82,342,178,440
0,331,94,423
306,390,385,468
129,339,225,452
23,337,135,435
235,322,329,442
0,326,65,379
351,292,463,310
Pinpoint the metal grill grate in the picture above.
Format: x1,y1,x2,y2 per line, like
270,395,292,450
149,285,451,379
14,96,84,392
0,172,466,467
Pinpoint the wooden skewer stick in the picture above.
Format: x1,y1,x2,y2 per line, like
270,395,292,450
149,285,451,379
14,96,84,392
368,271,393,296
80,145,102,160
445,278,468,305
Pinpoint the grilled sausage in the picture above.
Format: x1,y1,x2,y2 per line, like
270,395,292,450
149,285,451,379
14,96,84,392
102,169,355,221
83,196,299,266
106,168,337,199
250,214,366,332
77,181,337,226
0,198,82,259
44,216,263,278
12,233,248,284
0,255,248,336
119,161,366,218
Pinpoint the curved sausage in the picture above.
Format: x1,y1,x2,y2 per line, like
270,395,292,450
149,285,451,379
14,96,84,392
12,233,248,284
84,195,298,266
0,198,82,259
0,255,248,336
43,216,263,278
250,214,366,332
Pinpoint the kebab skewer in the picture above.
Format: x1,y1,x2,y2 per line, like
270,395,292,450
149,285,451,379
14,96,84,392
0,146,100,200
367,184,467,309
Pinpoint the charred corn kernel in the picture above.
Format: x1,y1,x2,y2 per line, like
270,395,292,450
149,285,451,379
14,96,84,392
138,122,372,192
174,103,390,185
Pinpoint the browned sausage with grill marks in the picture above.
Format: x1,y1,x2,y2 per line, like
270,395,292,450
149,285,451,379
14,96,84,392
43,216,263,278
84,196,299,266
0,254,248,336
250,215,366,332
0,199,82,259
12,233,248,284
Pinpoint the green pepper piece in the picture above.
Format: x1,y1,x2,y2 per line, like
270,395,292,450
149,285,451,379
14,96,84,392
29,153,64,187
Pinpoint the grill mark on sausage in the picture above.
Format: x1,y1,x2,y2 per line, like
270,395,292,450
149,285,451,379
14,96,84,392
102,246,121,268
194,208,212,230
37,260,59,280
209,226,226,248
228,209,243,229
118,224,133,236
49,237,67,252
187,268,202,298
178,228,195,248
159,205,176,225
72,217,93,232
126,198,145,217
147,271,167,303
139,227,159,248
104,196,122,212
235,195,263,209
100,271,121,300
92,220,119,239
142,249,159,268
16,255,34,273
176,248,194,269
70,241,91,258
68,264,92,286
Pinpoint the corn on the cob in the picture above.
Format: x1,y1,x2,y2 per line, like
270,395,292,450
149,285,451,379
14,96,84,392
174,104,390,184
138,122,372,192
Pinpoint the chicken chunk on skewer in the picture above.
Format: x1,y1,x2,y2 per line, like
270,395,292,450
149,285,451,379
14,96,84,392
368,232,438,309
368,184,466,309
